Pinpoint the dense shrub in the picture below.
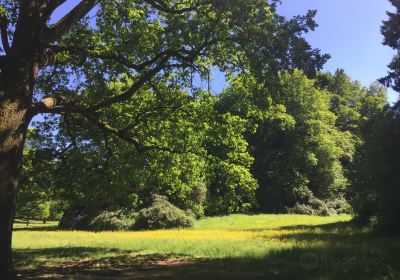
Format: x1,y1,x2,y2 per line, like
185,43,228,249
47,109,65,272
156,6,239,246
184,181,207,218
309,198,325,210
293,185,314,204
289,203,315,215
328,198,352,214
288,198,338,216
59,206,136,231
134,195,194,230
58,206,93,230
90,210,136,231
319,205,337,217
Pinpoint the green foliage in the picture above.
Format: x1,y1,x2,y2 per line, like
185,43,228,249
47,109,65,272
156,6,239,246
204,108,258,215
17,129,65,222
27,82,257,217
135,195,194,230
289,199,338,216
380,0,400,92
217,69,387,215
15,0,391,225
206,161,258,215
90,210,136,231
59,207,136,231
228,70,351,212
350,105,400,234
327,198,353,215
184,182,207,218
58,206,94,230
289,203,316,215
317,70,387,134
19,0,336,218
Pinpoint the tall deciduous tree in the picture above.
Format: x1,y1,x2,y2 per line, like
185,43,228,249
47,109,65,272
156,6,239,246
350,104,400,234
0,1,327,277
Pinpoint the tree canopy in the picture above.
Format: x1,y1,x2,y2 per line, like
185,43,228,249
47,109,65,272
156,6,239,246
380,0,400,93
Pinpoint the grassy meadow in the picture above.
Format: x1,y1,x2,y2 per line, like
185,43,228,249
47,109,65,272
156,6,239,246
13,215,400,279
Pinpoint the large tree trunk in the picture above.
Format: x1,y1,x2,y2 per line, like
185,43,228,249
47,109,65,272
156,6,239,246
0,99,30,279
0,50,35,279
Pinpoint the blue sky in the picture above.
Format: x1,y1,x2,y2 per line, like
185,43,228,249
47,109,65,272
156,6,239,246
52,1,398,103
277,0,398,103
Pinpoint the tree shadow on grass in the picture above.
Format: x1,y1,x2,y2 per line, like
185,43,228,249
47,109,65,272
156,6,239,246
15,247,400,280
14,247,221,280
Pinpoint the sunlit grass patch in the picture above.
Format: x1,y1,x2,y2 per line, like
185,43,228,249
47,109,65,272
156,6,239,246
13,214,352,259
13,214,400,279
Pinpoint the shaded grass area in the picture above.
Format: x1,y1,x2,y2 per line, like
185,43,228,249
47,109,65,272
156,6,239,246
14,220,60,232
13,215,400,279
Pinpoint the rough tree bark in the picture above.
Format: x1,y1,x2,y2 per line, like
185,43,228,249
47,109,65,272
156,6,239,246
0,61,33,279
0,101,30,279
0,2,45,277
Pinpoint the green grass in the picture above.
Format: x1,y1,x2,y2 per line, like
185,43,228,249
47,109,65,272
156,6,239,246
13,214,400,279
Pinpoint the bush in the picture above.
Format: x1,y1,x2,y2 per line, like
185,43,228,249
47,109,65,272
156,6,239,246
309,198,337,216
319,205,337,217
288,203,315,215
184,181,207,218
59,206,93,230
134,195,194,230
309,198,325,210
90,210,136,231
287,199,338,216
59,206,136,231
328,198,352,214
292,184,314,204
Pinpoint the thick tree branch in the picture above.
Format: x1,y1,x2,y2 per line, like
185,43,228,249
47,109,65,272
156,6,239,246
79,110,190,154
48,0,99,42
34,34,215,115
47,43,169,71
81,112,144,151
88,54,173,111
42,0,68,21
87,39,215,111
32,95,85,114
